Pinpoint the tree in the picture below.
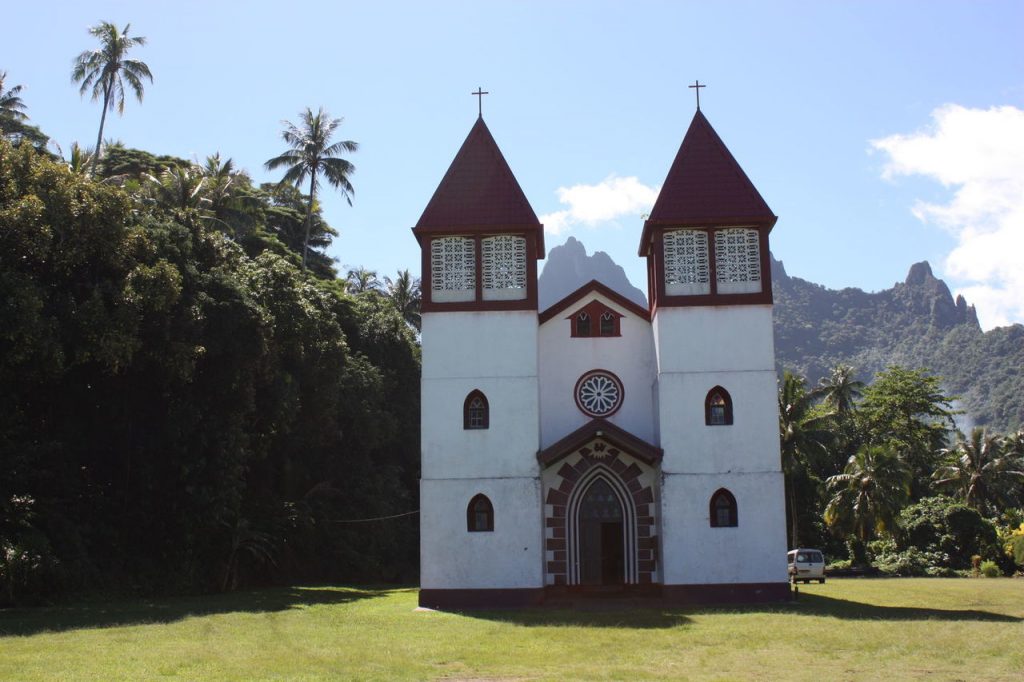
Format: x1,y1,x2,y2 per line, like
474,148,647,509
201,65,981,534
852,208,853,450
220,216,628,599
779,371,832,547
859,366,955,498
819,364,864,415
824,445,912,561
933,428,1024,516
264,108,357,270
384,270,421,330
71,21,152,173
346,267,381,295
0,71,28,122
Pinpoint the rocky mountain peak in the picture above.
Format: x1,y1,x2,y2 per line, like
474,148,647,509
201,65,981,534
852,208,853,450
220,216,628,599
538,237,648,310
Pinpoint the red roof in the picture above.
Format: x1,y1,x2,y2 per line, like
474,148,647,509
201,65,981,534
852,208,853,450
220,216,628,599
414,116,544,255
639,110,776,255
538,279,650,324
537,418,663,467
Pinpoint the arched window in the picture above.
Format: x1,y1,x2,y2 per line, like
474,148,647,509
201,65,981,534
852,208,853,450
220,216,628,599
463,390,489,430
576,311,591,337
710,489,738,527
705,386,733,426
467,494,494,532
600,311,615,336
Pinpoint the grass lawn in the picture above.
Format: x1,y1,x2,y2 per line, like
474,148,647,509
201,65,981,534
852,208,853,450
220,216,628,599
1,578,1022,681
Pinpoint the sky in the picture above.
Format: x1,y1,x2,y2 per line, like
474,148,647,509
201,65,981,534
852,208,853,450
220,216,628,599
4,1,1023,329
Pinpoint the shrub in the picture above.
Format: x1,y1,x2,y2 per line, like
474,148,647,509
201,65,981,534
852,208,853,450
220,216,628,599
980,560,1001,578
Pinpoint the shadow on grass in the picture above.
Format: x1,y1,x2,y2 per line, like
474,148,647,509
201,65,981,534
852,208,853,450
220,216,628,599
791,593,1021,622
0,586,407,637
465,607,692,629
461,590,1020,628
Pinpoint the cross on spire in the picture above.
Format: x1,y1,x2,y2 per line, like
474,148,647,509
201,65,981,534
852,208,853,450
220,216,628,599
472,86,489,117
688,80,706,110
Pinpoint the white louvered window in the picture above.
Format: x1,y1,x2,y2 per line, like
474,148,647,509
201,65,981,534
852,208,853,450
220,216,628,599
482,235,527,301
714,228,761,294
663,229,710,295
431,236,476,302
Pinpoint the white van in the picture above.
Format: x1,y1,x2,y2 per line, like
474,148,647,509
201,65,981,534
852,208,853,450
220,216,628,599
788,548,826,584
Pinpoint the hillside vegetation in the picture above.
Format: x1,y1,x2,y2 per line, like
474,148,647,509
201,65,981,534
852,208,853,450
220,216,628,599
772,256,1024,431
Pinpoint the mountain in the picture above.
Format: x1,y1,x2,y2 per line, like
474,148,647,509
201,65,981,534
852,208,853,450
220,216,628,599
537,238,1023,432
771,255,1024,432
538,237,647,310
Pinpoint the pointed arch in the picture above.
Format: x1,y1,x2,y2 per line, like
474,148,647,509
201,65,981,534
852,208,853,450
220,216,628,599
467,494,494,532
709,488,738,527
705,386,733,426
463,389,489,429
565,466,638,585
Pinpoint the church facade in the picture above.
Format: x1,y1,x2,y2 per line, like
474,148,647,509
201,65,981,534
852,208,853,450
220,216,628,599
415,107,789,609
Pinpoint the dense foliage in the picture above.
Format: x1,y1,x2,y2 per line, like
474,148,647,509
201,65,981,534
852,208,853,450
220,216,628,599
0,141,420,605
780,363,1023,575
772,256,1024,432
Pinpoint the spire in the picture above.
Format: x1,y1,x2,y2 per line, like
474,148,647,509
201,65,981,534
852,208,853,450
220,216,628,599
639,110,776,254
414,117,543,254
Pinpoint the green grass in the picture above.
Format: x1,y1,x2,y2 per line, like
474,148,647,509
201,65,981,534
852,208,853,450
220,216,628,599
1,579,1022,680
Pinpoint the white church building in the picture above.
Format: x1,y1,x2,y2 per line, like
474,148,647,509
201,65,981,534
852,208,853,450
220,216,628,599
414,105,789,609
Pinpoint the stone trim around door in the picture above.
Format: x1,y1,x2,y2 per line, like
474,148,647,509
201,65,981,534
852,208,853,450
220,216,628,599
542,442,658,587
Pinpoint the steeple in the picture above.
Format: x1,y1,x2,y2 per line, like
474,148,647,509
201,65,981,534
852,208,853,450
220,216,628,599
640,109,777,310
413,116,544,313
639,110,775,257
414,116,544,256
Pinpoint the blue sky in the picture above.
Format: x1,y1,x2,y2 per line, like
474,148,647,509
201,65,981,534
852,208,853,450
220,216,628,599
5,1,1023,328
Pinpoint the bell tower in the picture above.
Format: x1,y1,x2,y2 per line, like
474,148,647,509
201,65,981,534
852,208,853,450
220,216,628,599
415,113,546,609
640,108,790,600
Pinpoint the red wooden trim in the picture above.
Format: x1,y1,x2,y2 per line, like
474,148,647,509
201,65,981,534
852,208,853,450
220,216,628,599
537,418,663,467
463,389,489,430
573,369,625,418
645,224,775,312
413,223,545,257
466,493,494,532
566,300,624,338
709,488,738,527
538,279,650,324
419,234,540,313
704,386,734,426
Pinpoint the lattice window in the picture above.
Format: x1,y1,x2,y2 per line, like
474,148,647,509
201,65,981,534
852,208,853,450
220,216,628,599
663,229,710,295
600,312,615,336
482,235,527,301
714,228,761,294
430,236,476,302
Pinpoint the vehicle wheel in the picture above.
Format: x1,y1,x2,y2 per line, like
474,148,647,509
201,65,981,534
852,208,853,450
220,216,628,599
818,579,825,584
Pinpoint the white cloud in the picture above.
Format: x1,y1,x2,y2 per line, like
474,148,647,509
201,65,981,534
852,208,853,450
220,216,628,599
540,175,659,236
871,104,1024,329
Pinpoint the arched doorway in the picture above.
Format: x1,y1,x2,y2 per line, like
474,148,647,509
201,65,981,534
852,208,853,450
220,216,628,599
578,478,625,584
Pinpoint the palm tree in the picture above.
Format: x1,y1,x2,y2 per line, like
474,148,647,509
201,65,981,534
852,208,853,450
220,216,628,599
0,71,28,122
933,428,1024,515
66,142,96,175
71,22,152,173
385,269,422,330
264,107,357,270
346,267,381,294
143,164,210,213
779,371,832,547
824,445,911,561
818,364,864,414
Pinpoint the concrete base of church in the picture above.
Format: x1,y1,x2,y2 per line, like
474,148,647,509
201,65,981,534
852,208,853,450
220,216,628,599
418,583,792,610
419,588,546,610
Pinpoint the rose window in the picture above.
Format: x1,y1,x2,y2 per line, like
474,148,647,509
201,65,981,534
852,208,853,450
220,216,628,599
574,370,624,418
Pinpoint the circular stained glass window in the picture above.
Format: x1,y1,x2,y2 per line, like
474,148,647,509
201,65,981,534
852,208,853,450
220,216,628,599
574,370,624,418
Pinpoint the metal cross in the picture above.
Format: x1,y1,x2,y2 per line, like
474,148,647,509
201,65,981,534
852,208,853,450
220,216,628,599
472,87,489,117
689,80,706,110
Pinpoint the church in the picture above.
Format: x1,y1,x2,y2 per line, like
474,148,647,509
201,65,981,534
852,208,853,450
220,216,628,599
414,100,790,609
